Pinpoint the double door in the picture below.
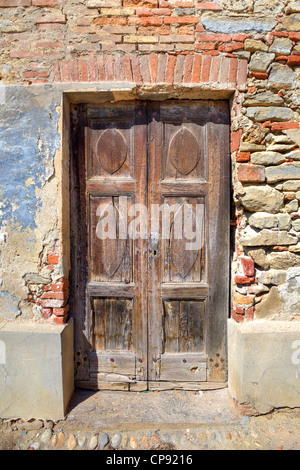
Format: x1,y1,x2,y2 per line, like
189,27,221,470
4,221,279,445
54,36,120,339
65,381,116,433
71,100,230,390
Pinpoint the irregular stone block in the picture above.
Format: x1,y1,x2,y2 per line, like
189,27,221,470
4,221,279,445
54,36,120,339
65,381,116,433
41,429,53,444
255,286,283,319
266,163,300,183
285,1,300,14
201,13,277,33
249,51,275,72
23,273,51,285
277,213,292,231
278,267,300,314
254,0,286,14
243,91,284,107
292,219,300,231
78,435,87,449
268,252,300,269
221,0,253,13
246,106,294,122
240,185,284,213
269,37,293,55
267,143,296,152
244,38,268,52
243,123,269,143
285,199,299,213
240,229,298,246
256,269,287,285
250,151,286,166
239,143,266,152
289,243,300,253
272,134,295,144
289,91,300,107
281,13,300,31
248,248,270,270
234,50,251,60
282,180,300,191
248,283,269,295
269,63,297,89
285,150,300,161
248,212,278,229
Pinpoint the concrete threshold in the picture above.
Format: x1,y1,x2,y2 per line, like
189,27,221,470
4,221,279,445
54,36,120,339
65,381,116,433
64,388,240,433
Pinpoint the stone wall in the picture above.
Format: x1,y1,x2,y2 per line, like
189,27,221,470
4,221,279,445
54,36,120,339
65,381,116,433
0,0,300,325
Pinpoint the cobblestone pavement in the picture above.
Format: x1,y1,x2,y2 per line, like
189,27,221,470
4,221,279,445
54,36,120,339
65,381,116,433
1,389,300,451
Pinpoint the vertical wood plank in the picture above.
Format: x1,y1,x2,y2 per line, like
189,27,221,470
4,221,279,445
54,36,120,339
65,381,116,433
179,301,189,353
70,104,90,381
147,102,163,380
93,298,105,350
206,101,230,382
132,101,148,380
163,301,180,353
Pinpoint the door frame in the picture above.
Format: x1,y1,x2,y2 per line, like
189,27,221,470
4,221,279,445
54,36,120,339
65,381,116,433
66,89,233,391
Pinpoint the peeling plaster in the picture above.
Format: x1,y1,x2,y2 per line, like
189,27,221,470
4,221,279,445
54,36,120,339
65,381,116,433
0,85,62,319
0,85,61,232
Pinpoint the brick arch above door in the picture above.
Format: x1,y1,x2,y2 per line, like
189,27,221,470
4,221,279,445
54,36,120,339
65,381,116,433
53,53,248,90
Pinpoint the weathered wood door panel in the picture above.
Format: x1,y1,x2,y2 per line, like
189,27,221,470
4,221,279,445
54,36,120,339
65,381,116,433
71,102,148,390
71,100,230,390
147,101,230,387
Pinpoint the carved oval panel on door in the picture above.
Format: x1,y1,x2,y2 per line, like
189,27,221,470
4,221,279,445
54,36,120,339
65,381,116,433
169,127,200,176
169,203,199,279
97,128,127,174
99,201,127,278
91,196,131,282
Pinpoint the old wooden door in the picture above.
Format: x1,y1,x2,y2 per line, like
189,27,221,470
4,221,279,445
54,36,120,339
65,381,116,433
71,100,230,391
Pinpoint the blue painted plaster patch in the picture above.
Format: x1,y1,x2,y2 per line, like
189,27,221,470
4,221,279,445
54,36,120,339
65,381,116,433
0,290,20,318
0,85,61,232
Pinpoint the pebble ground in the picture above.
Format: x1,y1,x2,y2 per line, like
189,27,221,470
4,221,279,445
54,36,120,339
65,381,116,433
1,389,299,451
